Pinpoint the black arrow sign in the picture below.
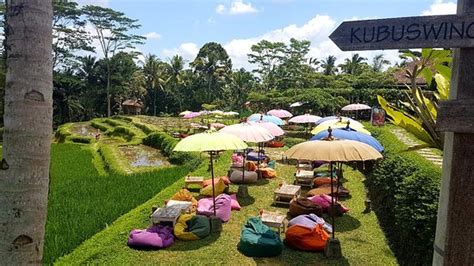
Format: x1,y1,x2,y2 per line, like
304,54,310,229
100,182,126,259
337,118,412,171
329,15,474,51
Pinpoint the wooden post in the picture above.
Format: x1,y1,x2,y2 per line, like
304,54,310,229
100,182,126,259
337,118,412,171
433,1,474,265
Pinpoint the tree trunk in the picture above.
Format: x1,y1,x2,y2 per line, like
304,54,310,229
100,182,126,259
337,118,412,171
106,59,111,117
0,0,53,264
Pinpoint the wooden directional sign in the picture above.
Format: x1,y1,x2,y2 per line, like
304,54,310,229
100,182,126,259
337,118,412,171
330,15,474,51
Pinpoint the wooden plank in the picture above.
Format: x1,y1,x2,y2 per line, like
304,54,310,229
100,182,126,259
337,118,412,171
329,15,474,51
437,99,474,133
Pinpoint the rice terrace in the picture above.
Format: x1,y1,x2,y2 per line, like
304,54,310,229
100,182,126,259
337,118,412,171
0,0,472,265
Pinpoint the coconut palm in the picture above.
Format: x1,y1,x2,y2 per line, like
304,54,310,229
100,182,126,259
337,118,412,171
321,55,337,75
0,0,53,263
143,54,170,116
168,55,185,111
372,54,390,72
339,54,367,75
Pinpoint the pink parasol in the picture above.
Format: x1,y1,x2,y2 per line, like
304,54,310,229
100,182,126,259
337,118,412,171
288,114,322,124
183,112,201,119
341,103,371,111
250,121,285,137
267,109,293,118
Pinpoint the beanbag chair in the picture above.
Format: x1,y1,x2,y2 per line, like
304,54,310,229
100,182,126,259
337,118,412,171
128,225,174,249
170,189,198,212
306,184,350,198
246,151,267,161
308,194,349,214
246,161,257,171
285,224,329,251
197,194,232,222
260,167,277,179
267,140,284,148
230,170,258,184
174,214,211,241
200,178,227,197
288,213,332,233
313,177,336,187
232,153,244,165
202,176,231,187
238,217,283,257
229,194,241,211
289,198,323,217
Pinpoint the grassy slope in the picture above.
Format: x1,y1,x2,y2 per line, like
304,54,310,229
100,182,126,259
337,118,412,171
57,151,396,265
44,143,189,264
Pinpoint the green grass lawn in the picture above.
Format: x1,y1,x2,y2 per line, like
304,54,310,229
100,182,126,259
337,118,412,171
56,150,396,265
44,143,190,264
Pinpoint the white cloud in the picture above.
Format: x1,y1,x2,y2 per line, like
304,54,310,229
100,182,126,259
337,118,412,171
421,0,457,15
216,4,226,14
163,14,401,70
76,0,109,7
216,1,259,15
143,32,162,40
162,43,199,64
230,0,259,15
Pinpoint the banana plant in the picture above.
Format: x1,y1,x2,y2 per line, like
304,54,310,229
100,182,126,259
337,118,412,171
378,48,451,150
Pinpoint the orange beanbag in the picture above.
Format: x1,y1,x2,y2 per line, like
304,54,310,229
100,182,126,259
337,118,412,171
313,177,336,187
246,161,257,171
267,140,285,148
202,176,231,187
285,224,329,251
260,168,276,179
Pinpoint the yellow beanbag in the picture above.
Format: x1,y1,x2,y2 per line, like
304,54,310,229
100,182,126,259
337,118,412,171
174,214,199,240
200,178,226,197
170,189,198,213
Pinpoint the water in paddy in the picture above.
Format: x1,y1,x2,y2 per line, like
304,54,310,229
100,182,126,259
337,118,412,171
70,123,100,137
119,145,170,168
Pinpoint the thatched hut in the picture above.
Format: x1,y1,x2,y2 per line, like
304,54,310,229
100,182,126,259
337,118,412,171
122,99,143,115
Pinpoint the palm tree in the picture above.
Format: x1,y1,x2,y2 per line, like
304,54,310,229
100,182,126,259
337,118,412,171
142,54,169,116
168,55,185,111
339,54,367,75
0,0,53,263
321,55,337,75
372,54,391,72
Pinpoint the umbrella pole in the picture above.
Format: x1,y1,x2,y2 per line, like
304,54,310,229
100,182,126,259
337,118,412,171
330,161,335,239
242,149,246,183
210,151,216,216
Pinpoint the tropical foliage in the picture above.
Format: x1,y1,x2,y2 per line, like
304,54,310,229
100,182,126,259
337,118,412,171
378,48,451,149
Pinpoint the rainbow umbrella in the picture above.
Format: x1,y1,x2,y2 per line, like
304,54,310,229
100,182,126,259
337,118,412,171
311,121,371,135
250,121,285,137
316,116,355,125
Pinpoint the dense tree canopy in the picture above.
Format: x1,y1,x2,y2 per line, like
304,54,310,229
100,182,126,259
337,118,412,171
0,1,414,127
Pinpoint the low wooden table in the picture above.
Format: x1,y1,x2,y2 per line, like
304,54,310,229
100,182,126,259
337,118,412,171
261,211,286,234
273,184,301,206
151,203,192,226
184,176,204,189
295,170,315,188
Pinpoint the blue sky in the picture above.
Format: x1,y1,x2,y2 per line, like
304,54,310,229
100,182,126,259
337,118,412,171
78,0,457,69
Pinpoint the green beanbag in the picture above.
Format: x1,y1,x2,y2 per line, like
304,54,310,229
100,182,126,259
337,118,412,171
238,217,283,257
174,214,211,241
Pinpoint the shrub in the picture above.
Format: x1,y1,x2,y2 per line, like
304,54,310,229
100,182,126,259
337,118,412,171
284,137,306,148
90,120,111,132
55,123,73,143
143,132,202,169
66,136,94,144
285,130,309,139
133,122,154,134
104,118,125,127
114,115,133,122
109,126,136,141
365,124,441,265
0,127,3,142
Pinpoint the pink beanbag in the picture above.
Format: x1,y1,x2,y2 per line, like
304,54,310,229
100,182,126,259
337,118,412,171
127,225,174,249
229,194,241,211
197,194,232,222
308,194,349,213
